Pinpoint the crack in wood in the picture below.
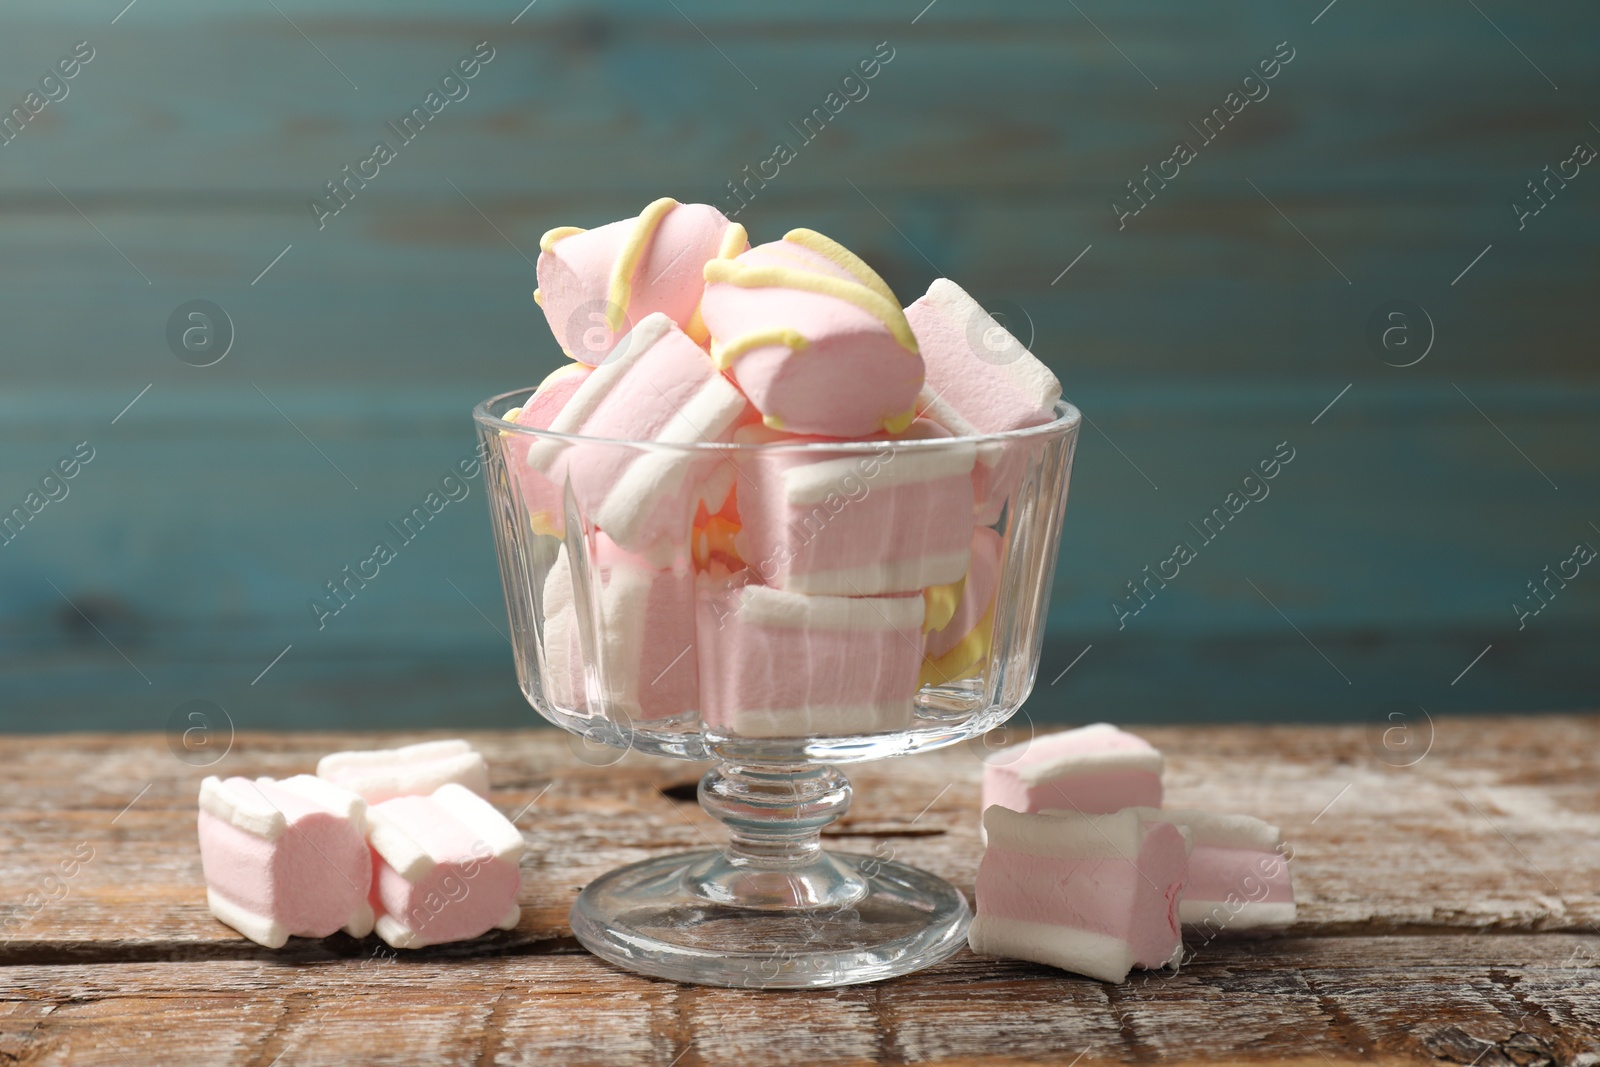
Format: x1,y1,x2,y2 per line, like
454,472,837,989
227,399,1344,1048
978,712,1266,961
1484,967,1568,1064
247,989,313,1067
1420,1025,1520,1067
863,982,904,1066
657,782,700,803
670,983,701,1067
822,827,949,838
0,1001,58,1067
0,935,588,968
1310,990,1369,1058
475,989,511,1067
1100,979,1161,1061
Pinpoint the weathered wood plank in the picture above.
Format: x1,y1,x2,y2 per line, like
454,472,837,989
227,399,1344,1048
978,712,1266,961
1,722,1596,1062
6,380,1596,637
1,718,1596,957
1,936,1596,1065
1,4,1595,194
7,200,1595,386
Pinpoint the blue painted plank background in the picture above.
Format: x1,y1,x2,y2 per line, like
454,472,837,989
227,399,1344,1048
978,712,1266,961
1,0,1596,731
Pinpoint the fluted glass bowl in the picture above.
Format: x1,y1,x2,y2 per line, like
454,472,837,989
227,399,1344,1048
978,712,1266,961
473,387,1079,988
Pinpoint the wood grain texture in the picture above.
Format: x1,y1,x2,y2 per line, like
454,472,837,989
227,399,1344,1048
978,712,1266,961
3,941,1599,1067
1,381,1596,728
3,718,1598,952
0,718,1597,1063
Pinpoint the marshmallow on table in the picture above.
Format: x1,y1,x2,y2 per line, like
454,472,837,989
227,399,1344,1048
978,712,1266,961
906,278,1062,524
539,537,699,722
367,783,526,949
921,525,1004,687
968,806,1190,983
522,312,748,551
697,578,925,738
700,229,925,438
316,739,489,805
197,775,374,949
983,723,1163,816
731,419,976,596
1131,808,1295,930
535,197,747,363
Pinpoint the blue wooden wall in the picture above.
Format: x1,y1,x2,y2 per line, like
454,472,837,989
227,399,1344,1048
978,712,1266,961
2,0,1596,731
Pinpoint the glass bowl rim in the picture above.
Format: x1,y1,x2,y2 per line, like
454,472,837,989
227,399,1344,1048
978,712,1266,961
473,388,1081,453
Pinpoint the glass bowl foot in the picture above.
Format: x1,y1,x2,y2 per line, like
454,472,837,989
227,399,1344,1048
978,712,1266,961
570,848,970,989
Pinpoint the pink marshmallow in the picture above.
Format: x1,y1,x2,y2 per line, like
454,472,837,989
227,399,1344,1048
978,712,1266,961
540,536,699,722
197,775,374,948
697,576,925,737
536,198,747,364
521,313,748,551
1131,808,1296,930
982,723,1164,816
366,783,526,949
700,230,924,438
968,806,1190,983
731,419,975,596
906,279,1062,524
501,363,593,537
517,362,592,428
922,525,1004,686
316,739,489,805
538,546,587,714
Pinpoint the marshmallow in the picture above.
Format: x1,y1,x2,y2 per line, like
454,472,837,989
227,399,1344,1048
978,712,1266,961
697,577,925,737
535,198,747,363
367,783,525,949
921,525,1004,687
700,229,924,438
1131,808,1296,930
906,278,1061,523
197,775,374,949
538,543,587,713
522,312,748,550
501,363,592,537
982,724,1163,816
731,419,976,596
539,537,699,722
968,806,1190,983
316,739,490,805
513,361,592,429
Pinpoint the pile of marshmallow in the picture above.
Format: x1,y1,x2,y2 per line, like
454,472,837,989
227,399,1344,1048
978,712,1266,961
197,740,524,950
507,198,1063,739
968,724,1297,982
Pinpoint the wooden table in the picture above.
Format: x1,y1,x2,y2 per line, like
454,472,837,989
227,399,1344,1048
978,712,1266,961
3,716,1596,1065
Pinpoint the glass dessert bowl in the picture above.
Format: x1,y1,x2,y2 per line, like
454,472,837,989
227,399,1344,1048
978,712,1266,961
474,388,1080,988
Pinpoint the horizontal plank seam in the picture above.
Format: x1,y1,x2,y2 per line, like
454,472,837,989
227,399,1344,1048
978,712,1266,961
0,929,1594,970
